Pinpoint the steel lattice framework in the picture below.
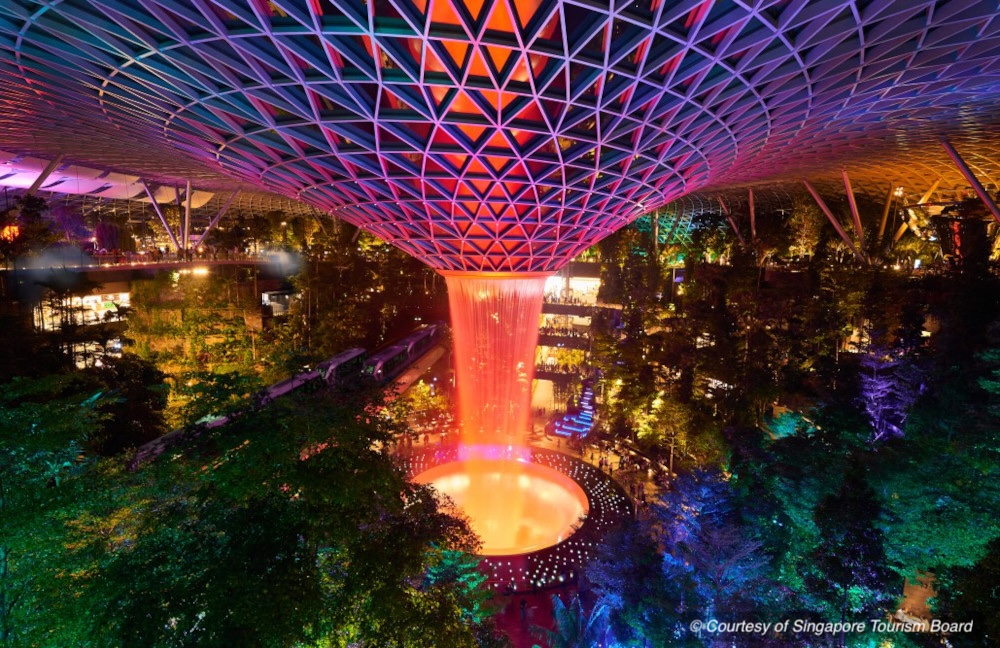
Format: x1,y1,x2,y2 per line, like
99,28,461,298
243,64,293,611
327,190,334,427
2,0,1000,271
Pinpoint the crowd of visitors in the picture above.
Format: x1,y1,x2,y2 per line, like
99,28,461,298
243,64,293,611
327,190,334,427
535,362,583,375
543,293,590,305
89,246,258,265
538,325,588,338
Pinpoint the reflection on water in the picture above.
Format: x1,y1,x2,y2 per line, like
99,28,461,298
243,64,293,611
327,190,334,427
415,458,589,556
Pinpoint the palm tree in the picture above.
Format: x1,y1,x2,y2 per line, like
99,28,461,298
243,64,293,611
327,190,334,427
530,594,612,648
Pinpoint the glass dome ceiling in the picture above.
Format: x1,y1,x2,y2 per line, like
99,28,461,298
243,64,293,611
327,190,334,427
2,0,999,270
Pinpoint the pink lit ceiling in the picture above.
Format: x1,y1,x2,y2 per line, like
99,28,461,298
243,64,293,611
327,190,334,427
1,1,1000,271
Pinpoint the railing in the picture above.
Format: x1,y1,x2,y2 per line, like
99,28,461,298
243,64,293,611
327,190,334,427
3,251,276,272
537,332,590,351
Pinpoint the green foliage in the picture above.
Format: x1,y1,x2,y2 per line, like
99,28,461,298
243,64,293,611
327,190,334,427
787,195,824,258
2,359,497,648
687,212,735,264
283,227,446,363
92,493,324,647
931,537,1000,646
170,369,262,428
530,594,611,648
0,196,58,264
422,548,495,625
0,373,107,646
806,470,897,621
85,354,169,454
873,325,1000,577
403,381,449,428
74,390,487,648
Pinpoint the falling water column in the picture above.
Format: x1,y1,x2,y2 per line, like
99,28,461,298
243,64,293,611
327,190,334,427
442,272,548,450
424,271,591,555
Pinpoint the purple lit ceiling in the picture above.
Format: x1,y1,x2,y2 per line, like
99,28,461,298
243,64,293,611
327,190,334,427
2,1,1000,271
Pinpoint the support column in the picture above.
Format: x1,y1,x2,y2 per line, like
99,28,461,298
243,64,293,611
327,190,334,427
652,210,660,258
183,180,193,252
803,179,867,264
877,184,895,245
194,190,239,249
26,154,65,196
717,196,746,245
893,222,909,244
940,138,1000,226
842,169,866,249
310,207,329,236
918,177,942,206
748,187,756,241
140,179,181,251
173,186,186,253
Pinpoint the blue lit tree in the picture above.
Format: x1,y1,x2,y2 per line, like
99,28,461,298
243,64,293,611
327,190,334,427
585,469,780,646
655,470,775,619
856,348,925,445
585,520,677,646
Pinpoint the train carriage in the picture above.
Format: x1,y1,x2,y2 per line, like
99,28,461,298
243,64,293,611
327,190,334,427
316,347,367,387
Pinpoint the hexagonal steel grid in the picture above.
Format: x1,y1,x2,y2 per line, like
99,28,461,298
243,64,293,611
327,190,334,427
2,1,1000,271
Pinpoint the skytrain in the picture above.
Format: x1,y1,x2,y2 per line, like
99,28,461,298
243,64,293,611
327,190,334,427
132,323,447,467
265,322,446,403
361,324,444,384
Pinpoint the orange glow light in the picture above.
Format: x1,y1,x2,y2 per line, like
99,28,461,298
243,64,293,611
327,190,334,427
0,225,18,241
433,271,586,556
415,457,588,555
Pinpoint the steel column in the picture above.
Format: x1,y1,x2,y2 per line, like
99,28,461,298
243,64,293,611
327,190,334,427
194,190,239,249
877,184,894,244
717,196,746,245
918,177,941,206
140,179,181,251
893,221,909,244
940,138,1000,226
841,169,865,248
25,154,65,196
803,179,866,264
183,179,192,251
173,186,185,250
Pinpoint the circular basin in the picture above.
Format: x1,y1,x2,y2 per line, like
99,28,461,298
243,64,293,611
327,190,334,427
414,459,589,556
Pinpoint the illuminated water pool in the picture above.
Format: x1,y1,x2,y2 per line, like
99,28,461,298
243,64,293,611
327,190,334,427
414,459,589,556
